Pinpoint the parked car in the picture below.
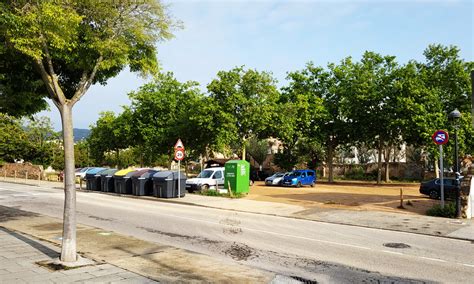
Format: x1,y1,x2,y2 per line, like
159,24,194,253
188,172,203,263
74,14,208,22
250,170,269,182
185,167,224,193
75,167,93,180
419,178,461,199
265,172,289,186
281,169,316,187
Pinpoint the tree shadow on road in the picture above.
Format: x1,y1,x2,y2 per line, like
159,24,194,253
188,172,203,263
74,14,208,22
0,205,39,222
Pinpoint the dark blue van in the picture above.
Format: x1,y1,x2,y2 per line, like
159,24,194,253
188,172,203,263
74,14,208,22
281,169,316,187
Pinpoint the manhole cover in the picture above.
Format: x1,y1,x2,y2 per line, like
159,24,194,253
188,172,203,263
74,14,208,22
383,243,411,249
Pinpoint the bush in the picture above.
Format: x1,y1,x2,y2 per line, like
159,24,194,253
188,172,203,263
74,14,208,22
198,190,244,198
426,202,456,218
199,190,221,197
342,166,377,181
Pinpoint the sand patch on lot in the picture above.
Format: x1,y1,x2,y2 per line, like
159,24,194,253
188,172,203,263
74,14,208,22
245,181,437,215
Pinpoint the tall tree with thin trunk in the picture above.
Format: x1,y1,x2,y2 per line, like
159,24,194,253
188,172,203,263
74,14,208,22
0,0,178,262
207,67,280,160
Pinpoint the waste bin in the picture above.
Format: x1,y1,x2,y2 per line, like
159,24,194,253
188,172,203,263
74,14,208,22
99,169,118,192
152,171,186,198
224,160,250,194
85,168,106,190
132,169,158,196
114,169,136,194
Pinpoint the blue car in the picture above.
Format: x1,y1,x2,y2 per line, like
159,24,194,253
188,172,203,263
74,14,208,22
281,169,316,187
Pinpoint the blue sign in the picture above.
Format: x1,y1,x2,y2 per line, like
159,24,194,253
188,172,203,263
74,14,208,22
432,130,449,145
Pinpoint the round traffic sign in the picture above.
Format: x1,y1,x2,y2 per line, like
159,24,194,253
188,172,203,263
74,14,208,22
432,130,449,145
174,149,185,161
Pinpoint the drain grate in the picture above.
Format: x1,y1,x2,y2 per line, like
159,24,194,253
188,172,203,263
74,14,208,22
383,243,411,249
290,276,318,284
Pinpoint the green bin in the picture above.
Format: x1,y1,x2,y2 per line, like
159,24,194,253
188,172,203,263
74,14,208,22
224,160,250,194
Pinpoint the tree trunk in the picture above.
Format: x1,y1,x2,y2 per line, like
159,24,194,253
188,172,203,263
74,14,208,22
242,139,246,161
434,159,440,178
58,104,77,262
384,146,391,183
377,140,382,184
115,149,120,169
328,142,334,183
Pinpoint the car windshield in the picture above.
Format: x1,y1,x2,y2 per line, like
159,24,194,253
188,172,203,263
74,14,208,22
273,173,284,178
289,171,302,177
197,170,214,178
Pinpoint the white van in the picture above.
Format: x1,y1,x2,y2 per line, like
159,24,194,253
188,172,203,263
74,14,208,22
185,167,224,193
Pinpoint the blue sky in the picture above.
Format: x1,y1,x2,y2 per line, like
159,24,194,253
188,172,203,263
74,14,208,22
40,0,473,130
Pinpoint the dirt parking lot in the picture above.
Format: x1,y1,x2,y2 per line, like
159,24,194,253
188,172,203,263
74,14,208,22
246,181,438,215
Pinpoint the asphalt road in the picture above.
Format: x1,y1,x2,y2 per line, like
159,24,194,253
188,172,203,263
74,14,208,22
0,181,473,283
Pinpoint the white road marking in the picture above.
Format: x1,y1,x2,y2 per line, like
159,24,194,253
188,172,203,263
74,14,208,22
419,257,447,263
382,250,404,255
463,264,474,268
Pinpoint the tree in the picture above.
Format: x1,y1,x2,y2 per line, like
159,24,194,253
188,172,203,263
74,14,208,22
0,113,29,162
281,62,342,181
342,52,406,183
0,42,49,117
416,45,474,162
0,0,177,262
23,116,59,167
207,67,280,159
129,72,205,166
246,136,269,170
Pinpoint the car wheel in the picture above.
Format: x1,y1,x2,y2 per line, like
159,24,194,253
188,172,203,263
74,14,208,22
201,184,209,191
187,188,194,193
249,180,254,186
429,190,439,199
310,182,315,187
296,182,302,188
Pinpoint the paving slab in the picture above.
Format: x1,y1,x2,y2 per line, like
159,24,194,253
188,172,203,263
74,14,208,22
0,206,275,283
0,227,157,283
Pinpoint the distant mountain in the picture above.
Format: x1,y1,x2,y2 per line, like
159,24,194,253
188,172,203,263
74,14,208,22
73,128,90,142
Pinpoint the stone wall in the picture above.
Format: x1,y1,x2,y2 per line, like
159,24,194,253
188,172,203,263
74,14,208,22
323,162,425,180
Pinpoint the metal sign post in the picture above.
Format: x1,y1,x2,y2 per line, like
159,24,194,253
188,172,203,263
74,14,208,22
178,160,181,199
174,139,185,199
439,145,444,208
432,130,449,208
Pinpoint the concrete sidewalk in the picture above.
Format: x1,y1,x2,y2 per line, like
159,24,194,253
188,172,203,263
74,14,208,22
0,227,156,283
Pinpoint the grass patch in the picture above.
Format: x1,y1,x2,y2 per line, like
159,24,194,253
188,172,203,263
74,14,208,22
426,202,456,218
199,190,245,199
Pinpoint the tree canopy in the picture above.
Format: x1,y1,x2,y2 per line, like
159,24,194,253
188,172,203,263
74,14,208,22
0,0,179,262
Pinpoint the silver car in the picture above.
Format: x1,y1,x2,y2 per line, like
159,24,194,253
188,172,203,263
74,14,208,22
265,172,289,186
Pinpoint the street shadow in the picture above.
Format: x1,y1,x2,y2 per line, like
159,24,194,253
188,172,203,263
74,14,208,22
0,205,39,222
0,227,59,258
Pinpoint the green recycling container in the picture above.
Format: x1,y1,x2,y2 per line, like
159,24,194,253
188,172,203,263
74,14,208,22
224,160,250,194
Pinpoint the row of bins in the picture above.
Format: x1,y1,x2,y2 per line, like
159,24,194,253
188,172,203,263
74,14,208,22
84,168,185,198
